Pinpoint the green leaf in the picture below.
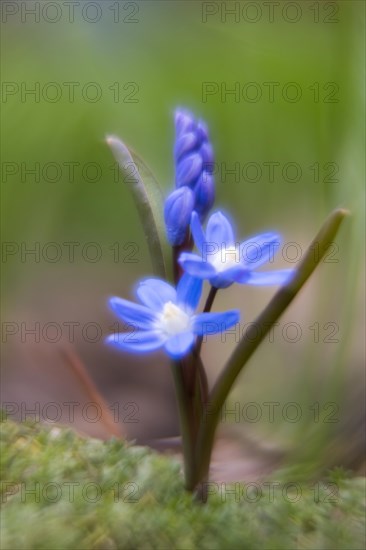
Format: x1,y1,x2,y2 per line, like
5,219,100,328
107,136,172,280
193,208,349,490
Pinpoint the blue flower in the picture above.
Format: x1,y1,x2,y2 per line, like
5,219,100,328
106,274,240,359
164,110,215,246
179,211,295,289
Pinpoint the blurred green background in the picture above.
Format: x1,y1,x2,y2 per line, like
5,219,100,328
1,1,365,473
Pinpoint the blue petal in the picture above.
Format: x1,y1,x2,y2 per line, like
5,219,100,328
106,330,165,353
136,278,177,310
209,275,234,289
210,264,248,289
164,332,195,359
196,120,209,143
164,186,195,245
175,109,195,136
176,273,203,311
240,232,281,269
179,252,217,278
174,132,198,162
193,310,240,336
206,211,235,246
245,269,295,286
176,154,203,188
222,264,247,279
199,142,214,170
194,172,215,219
109,297,156,329
190,211,206,253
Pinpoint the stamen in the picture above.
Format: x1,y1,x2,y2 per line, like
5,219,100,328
211,245,240,272
156,301,192,336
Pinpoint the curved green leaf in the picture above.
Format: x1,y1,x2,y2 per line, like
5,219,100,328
193,208,349,490
107,136,171,280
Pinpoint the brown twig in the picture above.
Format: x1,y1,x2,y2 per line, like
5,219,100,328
60,347,123,439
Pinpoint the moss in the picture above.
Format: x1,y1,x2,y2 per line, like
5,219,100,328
1,417,365,550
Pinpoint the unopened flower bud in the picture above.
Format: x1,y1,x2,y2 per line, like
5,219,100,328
175,110,195,136
194,172,215,219
200,142,215,173
164,186,195,245
176,154,203,188
174,132,199,162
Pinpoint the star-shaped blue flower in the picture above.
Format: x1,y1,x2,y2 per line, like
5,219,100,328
106,274,240,359
179,211,295,289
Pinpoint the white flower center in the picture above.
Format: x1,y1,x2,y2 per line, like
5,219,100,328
156,301,192,336
210,245,240,272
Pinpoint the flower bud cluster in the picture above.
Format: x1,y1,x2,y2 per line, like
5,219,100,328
164,110,215,245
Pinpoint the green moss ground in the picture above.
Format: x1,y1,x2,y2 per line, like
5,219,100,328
1,416,365,550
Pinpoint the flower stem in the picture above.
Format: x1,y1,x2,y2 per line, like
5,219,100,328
195,354,209,406
193,208,349,491
170,360,196,489
195,286,218,355
192,285,218,413
173,234,193,284
204,286,218,312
